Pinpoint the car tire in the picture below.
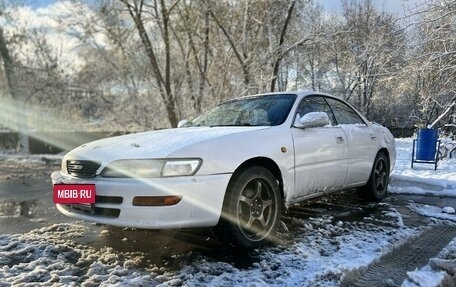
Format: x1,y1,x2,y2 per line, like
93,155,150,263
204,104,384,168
216,166,281,249
360,152,390,201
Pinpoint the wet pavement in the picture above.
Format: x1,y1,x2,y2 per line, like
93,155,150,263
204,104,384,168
0,178,70,234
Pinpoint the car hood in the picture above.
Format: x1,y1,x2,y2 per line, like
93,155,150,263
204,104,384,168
64,126,269,163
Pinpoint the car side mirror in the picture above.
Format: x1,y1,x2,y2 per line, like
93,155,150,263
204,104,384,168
177,119,188,128
295,112,330,128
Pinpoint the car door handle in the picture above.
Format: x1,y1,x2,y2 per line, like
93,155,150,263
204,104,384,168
370,134,377,140
336,136,344,144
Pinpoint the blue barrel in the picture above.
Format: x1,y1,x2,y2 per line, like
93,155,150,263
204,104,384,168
416,128,438,161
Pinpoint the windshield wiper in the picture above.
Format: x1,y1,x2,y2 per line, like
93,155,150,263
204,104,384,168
209,123,257,127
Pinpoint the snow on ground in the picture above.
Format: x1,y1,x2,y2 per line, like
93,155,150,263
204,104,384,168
0,224,157,286
0,209,415,286
165,212,415,286
389,138,456,196
403,228,456,287
0,150,63,163
409,203,456,223
388,137,456,287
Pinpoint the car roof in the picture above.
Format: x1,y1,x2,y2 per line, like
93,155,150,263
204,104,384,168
233,90,338,101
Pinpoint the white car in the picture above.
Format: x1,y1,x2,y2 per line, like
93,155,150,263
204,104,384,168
51,91,395,248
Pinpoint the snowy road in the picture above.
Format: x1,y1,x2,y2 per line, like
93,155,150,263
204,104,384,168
2,140,456,286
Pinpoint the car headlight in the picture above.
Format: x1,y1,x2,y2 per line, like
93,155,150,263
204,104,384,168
101,159,201,178
162,159,201,177
102,159,164,178
61,159,67,174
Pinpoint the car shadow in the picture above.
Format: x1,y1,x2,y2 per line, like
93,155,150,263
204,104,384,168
83,226,258,270
74,190,393,272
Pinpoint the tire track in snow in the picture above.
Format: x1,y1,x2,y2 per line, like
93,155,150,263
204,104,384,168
348,225,456,287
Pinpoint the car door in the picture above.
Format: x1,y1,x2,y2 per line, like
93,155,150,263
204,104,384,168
325,97,377,186
291,96,348,199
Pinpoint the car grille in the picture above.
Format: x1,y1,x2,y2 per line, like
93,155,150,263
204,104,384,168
61,195,123,218
96,195,123,204
63,204,120,218
66,160,101,178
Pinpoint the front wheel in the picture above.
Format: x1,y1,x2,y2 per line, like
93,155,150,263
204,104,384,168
360,153,390,201
216,166,281,248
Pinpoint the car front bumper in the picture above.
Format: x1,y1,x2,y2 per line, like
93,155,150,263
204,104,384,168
51,171,231,229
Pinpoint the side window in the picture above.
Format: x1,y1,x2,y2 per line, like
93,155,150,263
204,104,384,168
296,96,336,126
325,98,366,125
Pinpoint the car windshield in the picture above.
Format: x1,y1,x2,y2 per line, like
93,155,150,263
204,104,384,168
184,94,297,127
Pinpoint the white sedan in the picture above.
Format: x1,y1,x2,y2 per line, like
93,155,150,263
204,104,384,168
51,91,395,248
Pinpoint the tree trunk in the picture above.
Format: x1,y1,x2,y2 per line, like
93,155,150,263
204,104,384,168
159,0,179,127
430,96,456,128
122,0,179,128
270,0,296,92
178,2,211,114
208,3,251,93
197,8,210,113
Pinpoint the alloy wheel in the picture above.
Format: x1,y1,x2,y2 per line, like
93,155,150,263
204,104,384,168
374,158,388,194
236,178,277,242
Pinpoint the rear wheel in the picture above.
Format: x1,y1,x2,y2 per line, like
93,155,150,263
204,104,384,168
216,166,281,248
360,153,390,201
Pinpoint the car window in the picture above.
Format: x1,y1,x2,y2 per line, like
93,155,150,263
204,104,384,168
185,94,297,127
325,97,366,125
296,96,336,126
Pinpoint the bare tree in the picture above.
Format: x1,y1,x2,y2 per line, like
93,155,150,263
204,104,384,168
269,0,296,92
119,0,180,127
175,0,211,113
206,0,256,94
290,2,330,92
329,0,406,117
407,0,456,128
